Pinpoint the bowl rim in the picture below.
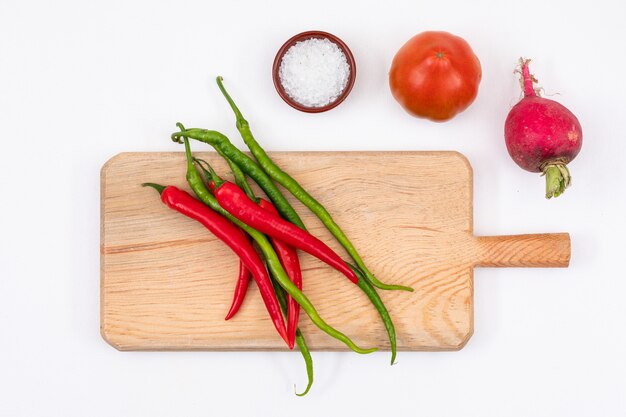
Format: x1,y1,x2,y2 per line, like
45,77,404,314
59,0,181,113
272,30,356,113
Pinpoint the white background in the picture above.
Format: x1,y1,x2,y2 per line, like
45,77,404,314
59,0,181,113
1,0,625,415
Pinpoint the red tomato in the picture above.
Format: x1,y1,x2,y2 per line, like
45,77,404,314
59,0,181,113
389,31,482,122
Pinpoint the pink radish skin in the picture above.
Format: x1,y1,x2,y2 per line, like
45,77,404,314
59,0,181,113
505,59,582,198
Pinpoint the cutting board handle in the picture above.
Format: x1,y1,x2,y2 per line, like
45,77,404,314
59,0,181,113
474,233,570,268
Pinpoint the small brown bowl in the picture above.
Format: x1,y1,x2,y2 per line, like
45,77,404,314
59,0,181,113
272,31,356,113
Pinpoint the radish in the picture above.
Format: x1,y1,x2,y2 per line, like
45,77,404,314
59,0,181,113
504,58,582,198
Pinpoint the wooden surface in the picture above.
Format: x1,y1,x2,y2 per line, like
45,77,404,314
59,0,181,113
101,152,570,351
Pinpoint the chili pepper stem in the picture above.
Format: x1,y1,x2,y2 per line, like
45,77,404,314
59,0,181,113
180,121,222,189
194,157,225,188
180,124,197,176
216,76,247,129
142,182,166,195
175,122,186,137
193,158,213,186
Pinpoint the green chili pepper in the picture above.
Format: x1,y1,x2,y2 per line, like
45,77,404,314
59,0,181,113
271,272,313,396
172,128,305,228
173,125,411,293
193,155,313,397
214,77,412,293
214,147,257,201
201,138,398,366
174,118,401,361
196,153,313,394
197,153,314,392
351,264,397,365
180,133,375,355
198,154,396,368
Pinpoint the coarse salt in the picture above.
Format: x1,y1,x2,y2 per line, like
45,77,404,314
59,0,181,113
278,38,350,108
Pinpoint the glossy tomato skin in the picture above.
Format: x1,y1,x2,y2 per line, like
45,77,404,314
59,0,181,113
389,31,482,122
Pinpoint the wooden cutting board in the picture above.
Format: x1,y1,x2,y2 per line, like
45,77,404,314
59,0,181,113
101,151,570,351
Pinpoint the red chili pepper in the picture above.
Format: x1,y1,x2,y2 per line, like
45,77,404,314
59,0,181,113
258,198,302,348
213,181,359,285
208,180,252,321
219,196,302,347
143,183,290,347
224,228,251,321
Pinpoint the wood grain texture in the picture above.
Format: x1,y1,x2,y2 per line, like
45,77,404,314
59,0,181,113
101,151,570,351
